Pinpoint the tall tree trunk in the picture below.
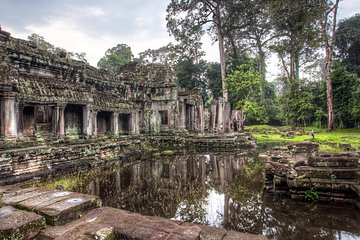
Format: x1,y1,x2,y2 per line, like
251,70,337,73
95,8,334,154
216,5,228,102
290,52,295,82
295,53,300,80
257,38,266,88
323,0,339,131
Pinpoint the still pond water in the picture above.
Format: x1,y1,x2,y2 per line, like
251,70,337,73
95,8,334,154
52,151,360,240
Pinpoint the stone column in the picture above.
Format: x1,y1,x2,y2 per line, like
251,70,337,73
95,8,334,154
111,112,118,136
199,102,205,132
132,111,140,135
92,110,98,137
114,170,121,192
190,105,195,131
59,105,66,139
82,105,92,139
209,102,217,132
52,106,60,138
0,94,17,137
16,102,24,137
130,112,136,135
88,180,96,195
179,101,186,130
223,102,231,133
217,98,224,133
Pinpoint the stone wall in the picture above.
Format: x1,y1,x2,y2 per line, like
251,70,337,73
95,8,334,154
0,28,205,141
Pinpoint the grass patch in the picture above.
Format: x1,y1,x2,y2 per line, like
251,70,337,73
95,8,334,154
44,177,79,191
161,150,175,156
248,125,360,152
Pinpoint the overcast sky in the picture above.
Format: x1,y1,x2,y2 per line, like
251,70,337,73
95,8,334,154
1,0,359,69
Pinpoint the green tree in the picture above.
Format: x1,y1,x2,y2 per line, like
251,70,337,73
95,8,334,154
226,62,267,123
27,33,88,63
268,0,325,85
206,62,222,100
167,0,237,101
27,33,53,51
281,80,314,127
331,62,360,128
97,44,133,72
336,14,360,76
175,59,208,101
224,0,274,87
321,0,340,131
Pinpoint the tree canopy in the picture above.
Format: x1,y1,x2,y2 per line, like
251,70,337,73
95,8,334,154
97,44,133,72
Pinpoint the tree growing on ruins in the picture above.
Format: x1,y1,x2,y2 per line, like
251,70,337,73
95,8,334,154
97,44,133,72
27,33,88,63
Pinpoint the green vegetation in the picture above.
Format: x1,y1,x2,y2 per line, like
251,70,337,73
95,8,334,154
304,188,319,203
44,177,79,191
247,125,360,152
161,150,175,156
152,152,161,157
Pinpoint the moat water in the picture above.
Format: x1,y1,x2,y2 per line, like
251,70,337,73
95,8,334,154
47,151,360,240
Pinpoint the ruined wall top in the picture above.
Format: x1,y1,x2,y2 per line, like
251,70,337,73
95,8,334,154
0,31,178,111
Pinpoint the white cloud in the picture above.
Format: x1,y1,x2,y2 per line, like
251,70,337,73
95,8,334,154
3,0,359,71
85,7,106,17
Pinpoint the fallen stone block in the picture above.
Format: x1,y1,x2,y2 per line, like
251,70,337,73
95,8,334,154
223,230,267,240
308,156,360,168
0,206,45,239
1,189,101,225
39,207,201,240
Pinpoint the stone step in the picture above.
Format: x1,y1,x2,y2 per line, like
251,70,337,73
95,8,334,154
290,192,356,203
308,156,360,168
356,171,360,184
318,152,360,158
351,184,360,198
1,189,101,225
35,123,52,132
39,207,267,240
0,206,45,239
296,166,360,179
295,178,357,191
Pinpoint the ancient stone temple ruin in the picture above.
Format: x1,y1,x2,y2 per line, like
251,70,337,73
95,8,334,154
0,28,205,141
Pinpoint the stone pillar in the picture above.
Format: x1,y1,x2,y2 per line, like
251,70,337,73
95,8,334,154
130,112,136,135
82,105,92,139
0,94,17,137
179,101,186,130
92,110,98,137
88,180,96,195
59,105,65,139
16,102,24,137
192,105,196,131
52,106,60,138
95,178,100,196
223,102,231,133
198,102,205,132
132,111,140,135
114,170,121,192
111,112,118,136
209,102,217,132
217,98,224,133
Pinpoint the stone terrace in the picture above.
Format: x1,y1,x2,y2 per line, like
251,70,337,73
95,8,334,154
0,186,267,240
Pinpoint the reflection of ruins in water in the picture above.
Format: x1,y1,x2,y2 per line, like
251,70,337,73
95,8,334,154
85,153,249,224
80,153,360,240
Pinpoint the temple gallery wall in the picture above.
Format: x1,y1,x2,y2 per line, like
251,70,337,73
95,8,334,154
0,28,215,140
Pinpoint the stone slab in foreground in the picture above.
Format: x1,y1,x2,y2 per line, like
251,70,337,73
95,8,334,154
0,206,46,239
39,207,267,240
1,188,101,225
